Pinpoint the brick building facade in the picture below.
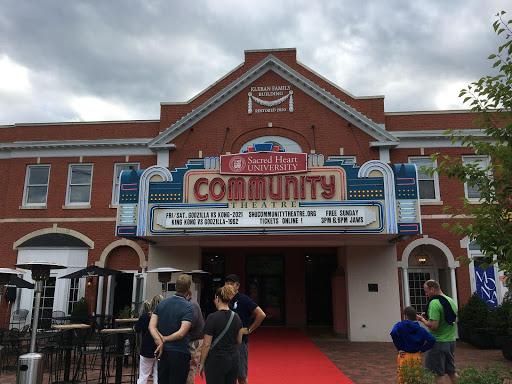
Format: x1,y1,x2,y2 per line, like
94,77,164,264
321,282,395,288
0,48,506,341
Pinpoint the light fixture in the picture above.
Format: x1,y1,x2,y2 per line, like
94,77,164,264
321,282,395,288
87,277,93,287
417,245,429,265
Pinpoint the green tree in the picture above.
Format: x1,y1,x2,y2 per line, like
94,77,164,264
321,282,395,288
427,11,512,287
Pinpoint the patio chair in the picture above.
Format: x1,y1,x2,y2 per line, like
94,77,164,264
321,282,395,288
51,310,67,326
10,309,29,328
1,326,30,370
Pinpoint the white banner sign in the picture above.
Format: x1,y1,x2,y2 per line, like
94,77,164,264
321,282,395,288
156,206,377,229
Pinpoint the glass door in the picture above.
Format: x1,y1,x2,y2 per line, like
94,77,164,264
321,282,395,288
246,255,285,326
408,269,438,314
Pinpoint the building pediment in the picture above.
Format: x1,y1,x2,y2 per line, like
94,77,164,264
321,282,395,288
149,55,399,148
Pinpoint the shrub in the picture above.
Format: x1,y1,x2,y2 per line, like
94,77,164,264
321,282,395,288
490,297,512,335
118,305,135,319
458,292,490,328
457,364,512,384
397,359,436,384
71,297,89,319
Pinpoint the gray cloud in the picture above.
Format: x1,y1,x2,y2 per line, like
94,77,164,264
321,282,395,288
0,0,509,125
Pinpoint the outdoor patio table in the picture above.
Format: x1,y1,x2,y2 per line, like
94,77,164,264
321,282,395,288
100,327,135,384
52,323,90,383
114,318,138,327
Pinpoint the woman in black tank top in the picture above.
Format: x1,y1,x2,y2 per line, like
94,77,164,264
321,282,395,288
199,285,243,384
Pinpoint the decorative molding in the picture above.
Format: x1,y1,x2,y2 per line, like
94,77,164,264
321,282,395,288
13,226,95,250
98,239,147,269
358,161,398,234
137,166,173,236
248,91,293,114
398,237,459,269
150,55,398,148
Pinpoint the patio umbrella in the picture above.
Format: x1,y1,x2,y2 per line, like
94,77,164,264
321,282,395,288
59,265,123,279
5,275,35,289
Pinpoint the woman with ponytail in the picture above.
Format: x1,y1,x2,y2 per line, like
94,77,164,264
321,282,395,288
134,294,163,384
199,285,243,384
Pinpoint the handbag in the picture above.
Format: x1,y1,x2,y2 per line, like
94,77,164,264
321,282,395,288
210,311,235,350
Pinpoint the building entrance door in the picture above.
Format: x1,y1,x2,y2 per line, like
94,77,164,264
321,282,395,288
246,255,285,326
305,254,337,326
112,273,134,318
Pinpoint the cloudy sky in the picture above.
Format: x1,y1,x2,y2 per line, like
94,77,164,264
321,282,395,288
0,1,509,126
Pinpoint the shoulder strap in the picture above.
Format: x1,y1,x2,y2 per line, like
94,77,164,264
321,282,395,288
210,311,235,350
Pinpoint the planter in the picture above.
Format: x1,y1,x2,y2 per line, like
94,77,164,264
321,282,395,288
457,323,470,343
468,327,495,349
492,332,507,349
502,337,512,361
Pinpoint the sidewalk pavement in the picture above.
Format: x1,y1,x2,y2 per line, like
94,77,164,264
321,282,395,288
2,331,512,384
311,332,512,384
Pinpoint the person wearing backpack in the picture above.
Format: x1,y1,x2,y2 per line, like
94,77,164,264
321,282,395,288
198,285,243,384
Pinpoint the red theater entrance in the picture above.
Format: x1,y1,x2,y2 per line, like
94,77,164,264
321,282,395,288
200,247,338,328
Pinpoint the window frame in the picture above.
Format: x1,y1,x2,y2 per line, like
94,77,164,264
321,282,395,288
111,162,139,205
462,155,491,201
65,163,94,206
408,156,440,202
22,164,51,207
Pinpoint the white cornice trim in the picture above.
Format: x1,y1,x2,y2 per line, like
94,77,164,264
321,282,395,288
370,129,493,149
0,120,159,129
150,55,398,147
392,129,487,139
385,110,476,116
0,138,155,151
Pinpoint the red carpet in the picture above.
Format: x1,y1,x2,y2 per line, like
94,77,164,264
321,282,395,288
196,327,354,383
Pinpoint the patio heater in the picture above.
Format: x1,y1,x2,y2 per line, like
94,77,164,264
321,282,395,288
147,267,182,297
184,270,210,300
0,268,21,378
15,261,65,384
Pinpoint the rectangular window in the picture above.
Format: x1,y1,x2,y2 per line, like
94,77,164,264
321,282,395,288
408,271,433,313
409,157,439,201
23,165,50,206
66,164,93,205
68,278,80,314
462,156,490,200
112,163,139,205
33,277,56,330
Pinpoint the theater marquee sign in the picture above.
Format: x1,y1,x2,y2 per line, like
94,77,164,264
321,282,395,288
115,144,422,237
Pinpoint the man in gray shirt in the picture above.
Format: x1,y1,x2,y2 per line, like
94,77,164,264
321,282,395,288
186,294,205,384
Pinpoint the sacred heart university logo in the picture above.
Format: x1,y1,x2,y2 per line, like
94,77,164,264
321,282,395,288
229,156,246,173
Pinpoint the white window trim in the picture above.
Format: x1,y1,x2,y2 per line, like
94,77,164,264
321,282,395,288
22,164,51,207
462,155,490,202
65,163,94,206
111,162,140,205
408,156,440,202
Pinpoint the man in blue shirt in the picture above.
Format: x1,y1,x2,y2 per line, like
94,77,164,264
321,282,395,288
225,274,266,384
150,274,194,384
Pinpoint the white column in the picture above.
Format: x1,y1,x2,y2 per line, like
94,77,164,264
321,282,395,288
96,276,104,315
450,267,458,307
403,268,410,307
